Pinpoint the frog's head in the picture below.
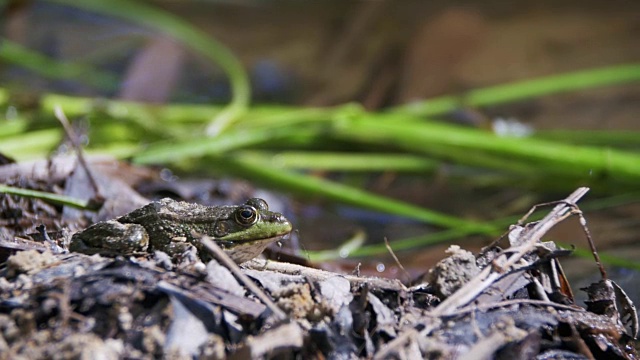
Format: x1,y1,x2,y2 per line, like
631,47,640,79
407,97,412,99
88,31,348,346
213,198,293,263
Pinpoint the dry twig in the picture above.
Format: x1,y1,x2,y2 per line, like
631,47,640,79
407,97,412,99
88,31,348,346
53,105,104,209
428,187,589,319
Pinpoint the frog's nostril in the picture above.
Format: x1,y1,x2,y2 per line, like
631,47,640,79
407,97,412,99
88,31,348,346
270,213,282,221
278,214,291,224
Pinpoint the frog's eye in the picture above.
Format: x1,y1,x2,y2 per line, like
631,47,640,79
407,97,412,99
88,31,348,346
235,205,259,226
246,198,268,212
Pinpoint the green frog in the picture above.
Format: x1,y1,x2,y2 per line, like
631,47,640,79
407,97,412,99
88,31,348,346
70,198,293,264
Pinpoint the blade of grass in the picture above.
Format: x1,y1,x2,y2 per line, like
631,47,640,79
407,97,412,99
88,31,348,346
0,39,119,90
86,142,141,159
0,119,29,138
0,129,62,161
46,0,250,134
210,155,498,233
131,126,319,164
0,184,90,209
536,130,640,147
309,230,367,262
310,191,640,260
0,88,7,104
34,90,330,128
307,227,495,261
334,116,640,183
393,63,640,116
234,151,439,172
567,246,640,270
39,93,221,141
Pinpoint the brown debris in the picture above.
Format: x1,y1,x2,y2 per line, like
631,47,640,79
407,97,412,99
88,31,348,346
426,245,480,298
5,249,57,278
1,184,638,359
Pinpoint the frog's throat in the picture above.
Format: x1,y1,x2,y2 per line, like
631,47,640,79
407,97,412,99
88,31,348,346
217,221,292,242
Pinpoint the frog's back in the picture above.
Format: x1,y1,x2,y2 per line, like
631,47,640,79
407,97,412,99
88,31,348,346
118,198,233,249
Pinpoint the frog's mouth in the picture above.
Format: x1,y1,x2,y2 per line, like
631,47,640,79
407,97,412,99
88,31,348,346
219,232,290,247
218,218,293,243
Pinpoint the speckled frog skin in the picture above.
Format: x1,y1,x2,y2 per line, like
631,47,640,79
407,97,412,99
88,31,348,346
70,198,293,264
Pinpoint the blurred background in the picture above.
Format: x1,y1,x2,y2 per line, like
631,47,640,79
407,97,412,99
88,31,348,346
1,1,640,302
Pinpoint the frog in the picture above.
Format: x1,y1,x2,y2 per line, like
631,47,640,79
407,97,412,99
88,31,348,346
70,197,293,264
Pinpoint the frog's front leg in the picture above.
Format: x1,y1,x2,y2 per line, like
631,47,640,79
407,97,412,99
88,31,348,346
157,238,200,263
70,220,149,255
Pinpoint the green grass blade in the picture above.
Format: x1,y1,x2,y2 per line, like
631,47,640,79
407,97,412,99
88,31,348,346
213,156,497,232
536,130,640,147
393,63,640,116
311,192,640,259
0,40,119,90
0,119,29,139
132,126,318,164
234,151,439,172
46,0,250,133
334,116,640,183
0,184,90,209
0,129,61,161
